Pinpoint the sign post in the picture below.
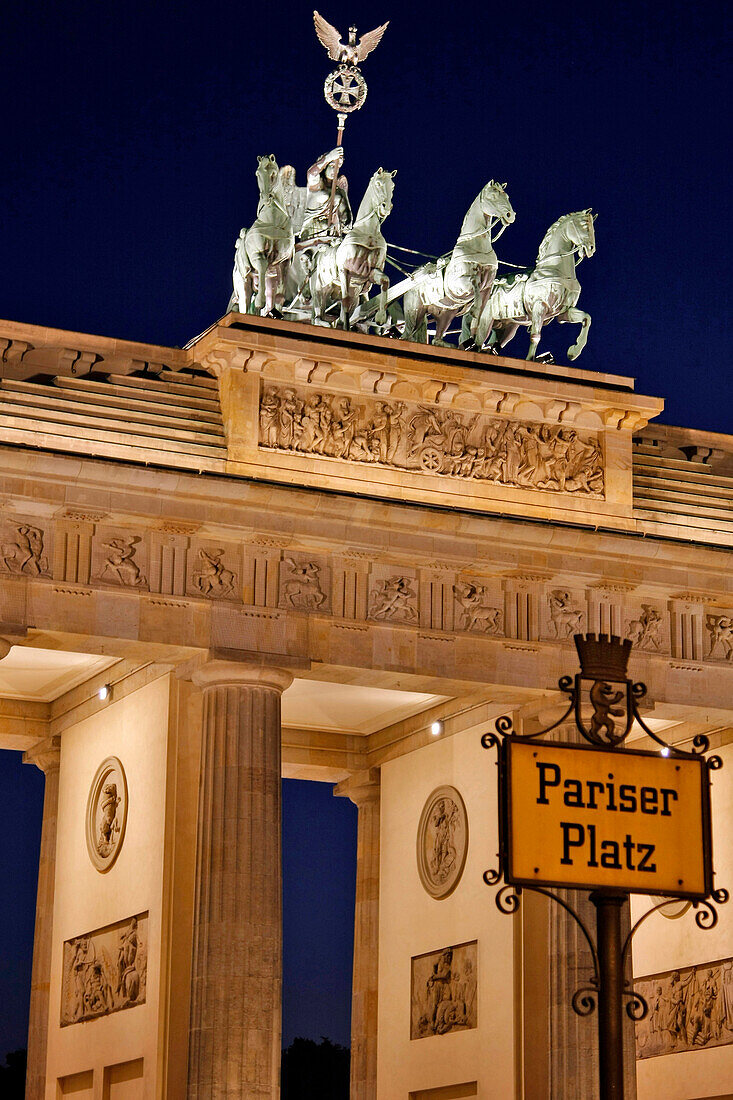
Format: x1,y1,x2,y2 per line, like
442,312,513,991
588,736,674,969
483,634,728,1100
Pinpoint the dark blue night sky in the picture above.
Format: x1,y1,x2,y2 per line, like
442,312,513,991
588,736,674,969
0,0,729,1058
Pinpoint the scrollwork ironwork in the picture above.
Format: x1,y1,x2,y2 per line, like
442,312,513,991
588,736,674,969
496,884,522,914
571,986,598,1017
481,731,500,751
707,754,723,770
483,867,502,886
692,899,720,930
622,986,648,1021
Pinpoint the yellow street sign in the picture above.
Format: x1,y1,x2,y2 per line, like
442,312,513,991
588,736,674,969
503,739,712,897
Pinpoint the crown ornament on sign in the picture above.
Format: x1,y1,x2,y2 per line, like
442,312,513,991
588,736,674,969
573,633,632,681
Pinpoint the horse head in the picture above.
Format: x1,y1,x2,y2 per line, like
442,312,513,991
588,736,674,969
480,180,516,227
565,208,596,259
365,167,396,222
255,154,280,197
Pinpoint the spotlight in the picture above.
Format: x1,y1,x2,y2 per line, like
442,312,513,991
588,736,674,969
431,720,443,737
98,684,111,701
660,746,670,757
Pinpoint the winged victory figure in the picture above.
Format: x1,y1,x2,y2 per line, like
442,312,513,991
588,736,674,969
313,11,389,66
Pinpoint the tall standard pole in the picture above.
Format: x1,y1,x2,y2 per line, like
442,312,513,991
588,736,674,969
590,890,627,1099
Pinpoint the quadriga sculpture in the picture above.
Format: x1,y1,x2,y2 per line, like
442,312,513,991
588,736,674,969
402,181,515,347
473,209,596,361
230,155,295,316
309,167,396,329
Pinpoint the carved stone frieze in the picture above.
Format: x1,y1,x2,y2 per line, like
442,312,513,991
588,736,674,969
278,557,329,611
369,576,418,624
188,546,238,600
453,582,503,634
547,588,585,639
61,913,147,1026
411,941,477,1039
626,603,666,651
258,384,605,496
635,956,733,1058
0,521,50,576
706,613,733,661
92,533,148,589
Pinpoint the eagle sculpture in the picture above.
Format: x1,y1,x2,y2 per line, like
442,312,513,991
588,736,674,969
313,11,389,66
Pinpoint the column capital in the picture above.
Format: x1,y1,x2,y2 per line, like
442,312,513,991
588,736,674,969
23,735,61,775
335,767,380,807
192,659,294,694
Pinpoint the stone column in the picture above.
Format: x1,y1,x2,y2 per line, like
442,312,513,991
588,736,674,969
335,769,381,1100
23,734,61,1100
187,661,293,1100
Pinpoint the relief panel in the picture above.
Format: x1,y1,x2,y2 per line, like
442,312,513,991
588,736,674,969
416,785,469,899
452,579,503,635
369,571,419,625
625,601,668,653
411,941,478,1039
61,913,148,1026
278,555,330,612
544,587,586,640
0,518,51,577
259,384,605,497
186,541,240,600
85,756,128,873
635,956,733,1058
705,611,733,663
91,529,148,590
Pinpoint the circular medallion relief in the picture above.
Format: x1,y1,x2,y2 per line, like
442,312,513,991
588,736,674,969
85,757,128,873
416,785,468,899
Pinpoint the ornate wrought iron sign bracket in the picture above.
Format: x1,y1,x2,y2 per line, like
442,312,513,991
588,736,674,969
482,633,728,1099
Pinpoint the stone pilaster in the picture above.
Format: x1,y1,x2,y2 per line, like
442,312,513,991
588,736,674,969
187,661,293,1100
23,734,61,1100
335,769,380,1100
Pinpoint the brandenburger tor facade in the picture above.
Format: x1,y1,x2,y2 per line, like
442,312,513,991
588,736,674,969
2,17,733,1100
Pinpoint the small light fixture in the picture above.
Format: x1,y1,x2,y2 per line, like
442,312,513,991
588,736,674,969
431,720,443,737
660,746,670,757
98,684,111,701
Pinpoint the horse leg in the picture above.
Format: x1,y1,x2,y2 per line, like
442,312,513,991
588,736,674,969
433,309,457,348
339,268,350,329
493,323,519,352
526,302,547,361
252,256,269,314
373,268,389,327
561,307,592,360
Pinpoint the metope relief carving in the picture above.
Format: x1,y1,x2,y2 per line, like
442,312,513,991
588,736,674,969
416,785,468,899
369,576,418,624
635,957,733,1059
0,523,49,576
189,547,237,599
278,558,329,611
453,582,503,634
61,913,147,1026
85,757,128,872
706,614,733,661
626,604,665,651
547,589,585,639
411,941,477,1039
93,535,147,588
258,385,604,496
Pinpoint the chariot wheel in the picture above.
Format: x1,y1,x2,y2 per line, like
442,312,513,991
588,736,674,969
419,446,444,473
